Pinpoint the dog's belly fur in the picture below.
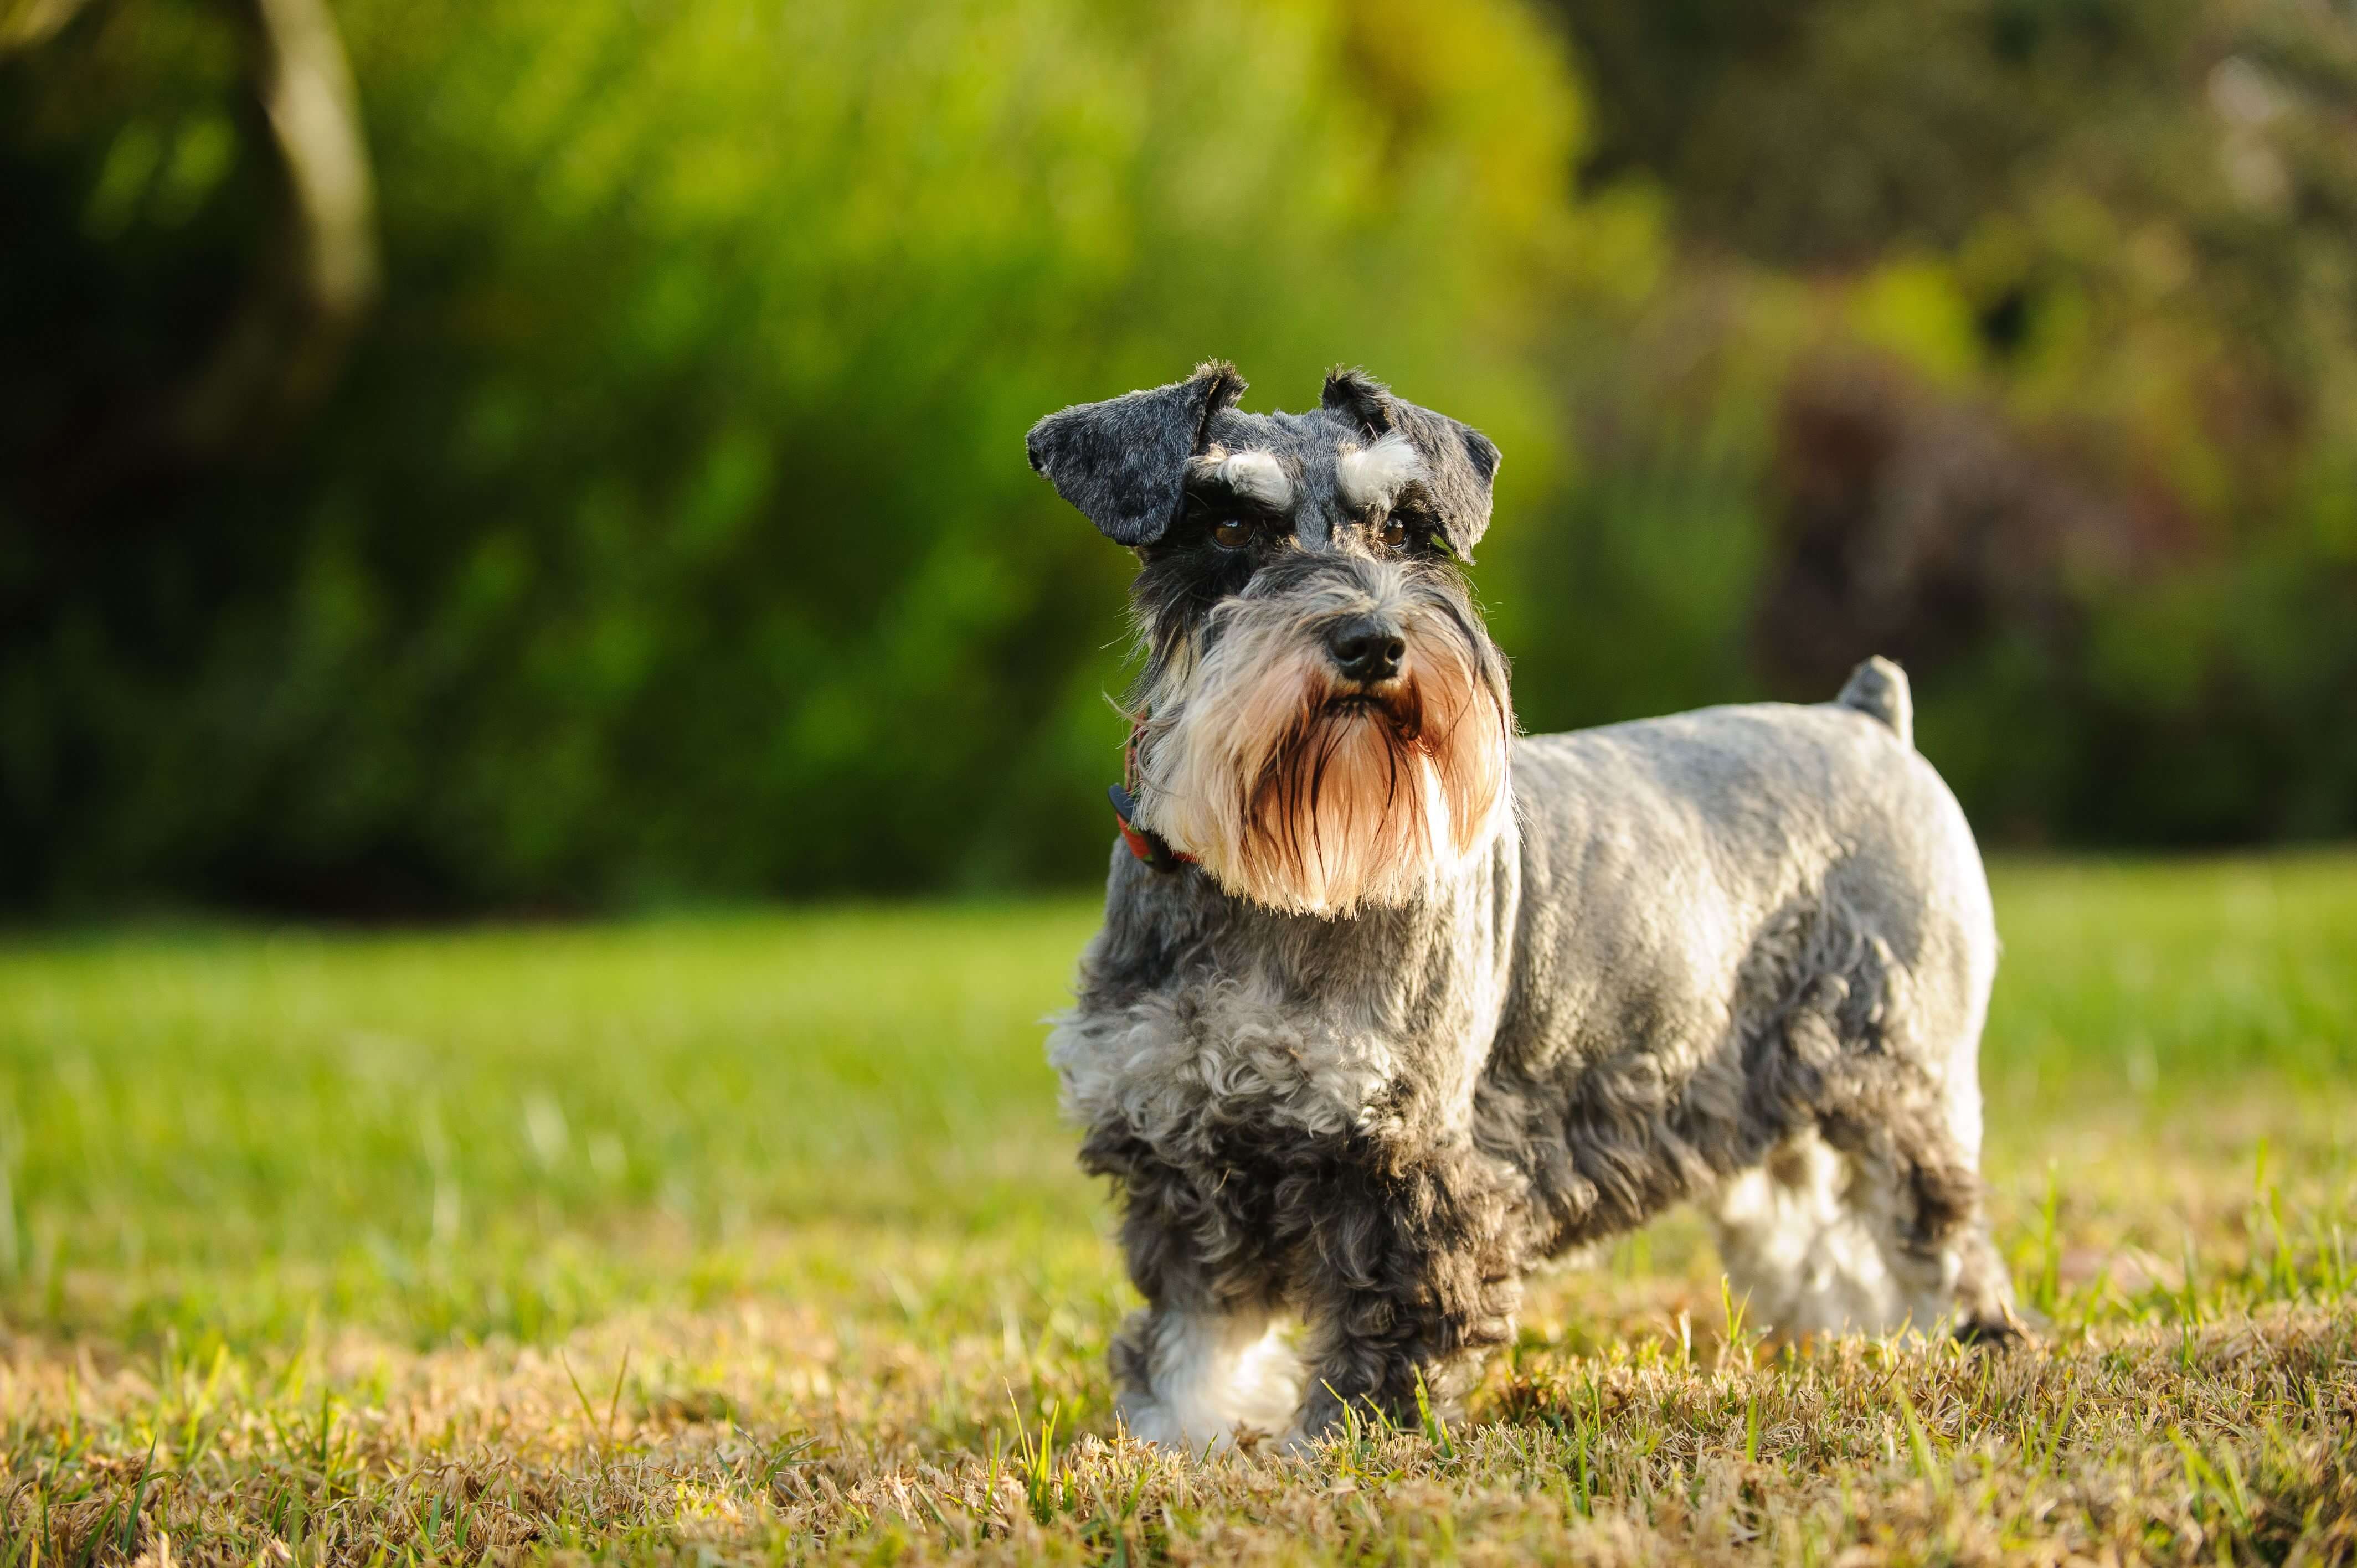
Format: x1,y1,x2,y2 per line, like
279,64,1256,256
1053,693,2011,1445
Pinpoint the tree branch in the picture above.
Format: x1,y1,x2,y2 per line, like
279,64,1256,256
0,0,91,56
172,0,379,453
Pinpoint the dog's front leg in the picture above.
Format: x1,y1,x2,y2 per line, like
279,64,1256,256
1291,1146,1526,1440
1109,1296,1299,1450
1098,1143,1299,1450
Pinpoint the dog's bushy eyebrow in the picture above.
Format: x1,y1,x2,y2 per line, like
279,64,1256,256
1335,430,1429,512
1185,448,1294,513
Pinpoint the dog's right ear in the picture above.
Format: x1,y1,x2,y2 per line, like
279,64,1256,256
1027,361,1247,546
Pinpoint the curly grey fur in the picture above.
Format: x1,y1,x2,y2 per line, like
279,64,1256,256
1036,370,2018,1450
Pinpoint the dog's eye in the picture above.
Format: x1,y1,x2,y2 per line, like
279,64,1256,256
1380,518,1408,550
1211,517,1256,549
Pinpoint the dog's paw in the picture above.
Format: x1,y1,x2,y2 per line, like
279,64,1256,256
1954,1303,2039,1349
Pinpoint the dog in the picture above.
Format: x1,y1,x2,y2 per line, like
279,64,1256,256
1027,362,2020,1450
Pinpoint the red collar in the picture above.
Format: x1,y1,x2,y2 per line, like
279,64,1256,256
1112,715,1195,872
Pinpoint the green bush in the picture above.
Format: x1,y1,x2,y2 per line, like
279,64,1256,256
1507,0,2357,848
1,0,1587,910
6,0,2354,916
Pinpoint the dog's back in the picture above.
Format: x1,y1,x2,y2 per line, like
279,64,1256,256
1499,659,1991,1071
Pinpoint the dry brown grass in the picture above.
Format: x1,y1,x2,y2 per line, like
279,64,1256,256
4,865,2355,1564
5,1282,2353,1565
7,1101,2354,1567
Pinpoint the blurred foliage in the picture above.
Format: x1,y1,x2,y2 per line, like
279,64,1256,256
1507,0,2357,845
4,0,2356,913
1,0,1584,910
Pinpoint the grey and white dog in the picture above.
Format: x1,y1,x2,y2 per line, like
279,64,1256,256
1027,362,2020,1450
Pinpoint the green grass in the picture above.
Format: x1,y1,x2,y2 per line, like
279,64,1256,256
3,856,2355,1564
0,903,1103,1348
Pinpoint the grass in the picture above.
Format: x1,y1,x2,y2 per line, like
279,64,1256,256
2,854,2354,1564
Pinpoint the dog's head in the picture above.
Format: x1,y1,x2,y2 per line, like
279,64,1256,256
1029,361,1514,917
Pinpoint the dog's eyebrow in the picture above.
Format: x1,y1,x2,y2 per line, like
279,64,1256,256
1186,448,1293,512
1335,430,1428,512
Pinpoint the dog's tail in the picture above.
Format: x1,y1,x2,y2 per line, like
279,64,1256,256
1835,656,1913,748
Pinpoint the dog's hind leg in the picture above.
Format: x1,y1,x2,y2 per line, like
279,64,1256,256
1712,889,2021,1345
1825,1086,2021,1343
1711,1127,1913,1339
1711,1071,2020,1344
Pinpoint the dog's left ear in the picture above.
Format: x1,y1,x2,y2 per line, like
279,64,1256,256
1322,368,1501,559
1027,361,1248,546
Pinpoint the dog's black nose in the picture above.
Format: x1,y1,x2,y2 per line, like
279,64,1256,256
1324,617,1406,683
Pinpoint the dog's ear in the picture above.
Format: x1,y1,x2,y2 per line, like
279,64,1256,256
1322,368,1501,559
1027,361,1248,546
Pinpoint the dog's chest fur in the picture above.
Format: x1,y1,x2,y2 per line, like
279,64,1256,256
1050,852,1514,1167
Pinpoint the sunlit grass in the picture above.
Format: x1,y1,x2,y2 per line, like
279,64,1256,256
0,903,1102,1348
2,855,2353,1563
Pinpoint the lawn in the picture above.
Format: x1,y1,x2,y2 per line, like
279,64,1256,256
3,856,2354,1564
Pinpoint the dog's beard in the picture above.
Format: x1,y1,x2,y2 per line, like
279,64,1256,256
1135,596,1510,917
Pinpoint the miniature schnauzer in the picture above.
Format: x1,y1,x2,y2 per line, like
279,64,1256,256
1028,362,2020,1449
